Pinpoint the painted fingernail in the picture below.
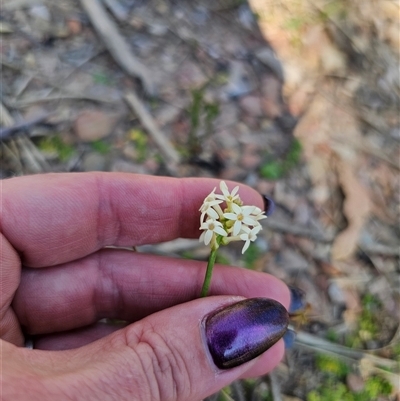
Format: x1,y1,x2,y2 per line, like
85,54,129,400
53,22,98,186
205,298,289,369
262,195,275,216
288,286,306,314
283,328,297,349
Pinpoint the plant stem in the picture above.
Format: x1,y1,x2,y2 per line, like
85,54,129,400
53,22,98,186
200,247,218,297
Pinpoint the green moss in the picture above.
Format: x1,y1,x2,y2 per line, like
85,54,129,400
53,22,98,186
260,161,284,180
92,72,113,86
326,329,340,343
315,354,350,378
307,366,393,401
307,375,392,401
318,0,347,22
365,375,393,398
260,138,302,179
284,16,306,31
90,140,111,155
307,382,351,401
38,135,75,162
129,129,148,162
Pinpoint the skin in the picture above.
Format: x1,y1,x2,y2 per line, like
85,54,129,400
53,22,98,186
0,172,290,401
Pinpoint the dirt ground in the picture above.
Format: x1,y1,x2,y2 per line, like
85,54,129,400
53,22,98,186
1,0,399,400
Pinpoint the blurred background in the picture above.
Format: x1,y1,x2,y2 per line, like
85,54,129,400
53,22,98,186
1,0,399,399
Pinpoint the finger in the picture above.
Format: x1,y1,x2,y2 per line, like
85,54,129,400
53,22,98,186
33,324,286,381
33,322,126,350
12,296,288,401
14,249,290,335
2,173,264,267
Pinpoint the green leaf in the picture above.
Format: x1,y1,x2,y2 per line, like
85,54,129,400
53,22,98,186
90,140,111,155
260,161,284,179
38,135,75,162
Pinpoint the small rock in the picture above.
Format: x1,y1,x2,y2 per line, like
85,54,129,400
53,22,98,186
240,143,261,169
239,96,263,117
215,104,239,130
155,104,182,127
192,6,209,26
238,5,256,30
148,21,169,36
0,22,13,33
67,18,82,35
74,110,120,142
143,158,160,174
346,374,365,393
328,282,346,305
177,61,207,89
82,152,107,172
293,200,311,225
122,144,137,160
29,5,51,21
255,47,284,81
261,75,282,118
223,61,252,98
278,248,309,271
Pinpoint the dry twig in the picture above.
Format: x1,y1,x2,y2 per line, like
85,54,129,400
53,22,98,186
296,331,400,392
0,113,54,140
124,91,181,175
267,217,400,256
79,0,155,94
267,371,283,401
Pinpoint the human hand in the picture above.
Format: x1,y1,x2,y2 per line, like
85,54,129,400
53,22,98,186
1,172,290,401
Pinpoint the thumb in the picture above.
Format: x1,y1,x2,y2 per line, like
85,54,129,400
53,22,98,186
9,297,289,401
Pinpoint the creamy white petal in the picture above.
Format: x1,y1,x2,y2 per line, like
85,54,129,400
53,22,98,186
233,220,242,236
231,203,242,214
214,226,228,236
206,208,219,220
204,230,213,245
199,231,206,242
241,240,250,254
243,216,258,226
223,212,237,221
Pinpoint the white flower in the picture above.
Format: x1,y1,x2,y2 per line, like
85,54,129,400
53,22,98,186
199,188,223,223
250,206,267,223
215,181,240,204
239,225,261,254
223,203,258,236
200,219,228,246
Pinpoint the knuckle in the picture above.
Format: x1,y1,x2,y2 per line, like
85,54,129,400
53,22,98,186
125,322,192,401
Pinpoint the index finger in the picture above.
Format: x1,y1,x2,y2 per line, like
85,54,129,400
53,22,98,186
1,172,265,267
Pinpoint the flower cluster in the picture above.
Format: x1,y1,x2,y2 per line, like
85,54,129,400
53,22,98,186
199,181,266,254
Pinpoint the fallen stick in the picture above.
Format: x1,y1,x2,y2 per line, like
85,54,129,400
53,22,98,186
0,113,54,140
267,218,400,256
124,91,181,175
267,217,334,242
79,0,155,95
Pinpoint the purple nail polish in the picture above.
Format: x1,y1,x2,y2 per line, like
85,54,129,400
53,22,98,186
205,298,289,369
288,286,306,314
262,195,275,216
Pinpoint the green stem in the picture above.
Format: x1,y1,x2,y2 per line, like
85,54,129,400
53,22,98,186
200,247,218,297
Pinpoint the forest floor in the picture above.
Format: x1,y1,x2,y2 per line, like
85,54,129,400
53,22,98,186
1,0,399,400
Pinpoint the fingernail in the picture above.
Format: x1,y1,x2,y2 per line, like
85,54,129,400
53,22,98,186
283,328,297,349
205,298,289,369
288,286,306,314
262,195,275,216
